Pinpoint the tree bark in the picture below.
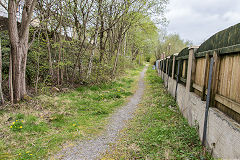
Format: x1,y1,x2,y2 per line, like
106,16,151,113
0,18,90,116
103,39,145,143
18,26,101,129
99,0,104,63
58,32,62,85
0,38,4,105
86,0,100,79
112,37,122,78
9,52,13,103
35,32,41,94
45,30,54,82
8,0,37,103
57,1,63,86
86,34,98,79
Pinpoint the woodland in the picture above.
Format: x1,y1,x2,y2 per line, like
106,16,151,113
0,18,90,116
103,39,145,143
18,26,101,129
0,0,189,104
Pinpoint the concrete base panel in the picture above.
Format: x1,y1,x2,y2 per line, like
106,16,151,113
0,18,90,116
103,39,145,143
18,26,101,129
159,75,240,159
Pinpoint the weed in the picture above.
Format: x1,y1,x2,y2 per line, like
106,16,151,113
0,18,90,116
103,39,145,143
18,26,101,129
16,113,25,120
102,67,213,160
0,66,143,159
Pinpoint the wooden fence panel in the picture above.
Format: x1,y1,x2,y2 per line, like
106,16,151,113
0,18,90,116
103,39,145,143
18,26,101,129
158,47,240,123
195,58,205,86
182,60,187,78
215,53,240,122
217,53,240,103
193,58,206,96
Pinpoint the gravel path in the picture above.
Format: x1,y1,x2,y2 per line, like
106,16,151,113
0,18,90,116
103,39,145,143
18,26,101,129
54,67,147,160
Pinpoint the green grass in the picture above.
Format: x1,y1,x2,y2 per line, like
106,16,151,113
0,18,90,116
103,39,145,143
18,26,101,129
0,66,144,160
102,67,213,160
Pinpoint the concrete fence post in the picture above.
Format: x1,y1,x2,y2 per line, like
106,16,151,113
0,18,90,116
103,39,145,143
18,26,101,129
166,58,169,76
163,53,165,78
165,57,169,87
161,53,165,79
186,46,199,92
160,54,162,76
172,55,176,78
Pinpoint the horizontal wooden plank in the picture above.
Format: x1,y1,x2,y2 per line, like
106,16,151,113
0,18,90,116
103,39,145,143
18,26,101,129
193,83,203,92
176,55,189,60
195,52,208,58
219,44,240,55
195,44,240,58
215,94,240,114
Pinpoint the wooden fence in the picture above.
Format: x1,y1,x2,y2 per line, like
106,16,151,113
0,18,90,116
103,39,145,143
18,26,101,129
157,23,240,123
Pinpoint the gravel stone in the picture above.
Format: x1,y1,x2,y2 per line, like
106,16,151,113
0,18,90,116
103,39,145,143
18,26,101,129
53,67,147,160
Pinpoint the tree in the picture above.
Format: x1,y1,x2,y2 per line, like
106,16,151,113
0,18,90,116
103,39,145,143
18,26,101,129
0,0,169,104
0,38,4,104
157,33,192,58
7,0,37,103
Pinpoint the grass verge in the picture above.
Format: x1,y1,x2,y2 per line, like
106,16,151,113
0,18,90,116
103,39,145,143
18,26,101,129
0,66,144,160
102,67,213,160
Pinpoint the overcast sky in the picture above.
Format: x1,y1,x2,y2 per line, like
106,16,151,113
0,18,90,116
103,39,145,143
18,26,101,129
166,0,240,45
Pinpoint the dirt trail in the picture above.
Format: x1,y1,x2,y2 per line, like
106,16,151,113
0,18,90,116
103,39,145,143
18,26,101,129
53,66,147,160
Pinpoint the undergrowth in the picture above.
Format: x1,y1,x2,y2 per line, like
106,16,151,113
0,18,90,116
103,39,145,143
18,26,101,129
102,67,213,160
0,66,144,160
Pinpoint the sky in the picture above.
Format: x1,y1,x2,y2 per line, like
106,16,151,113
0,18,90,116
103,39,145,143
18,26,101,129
166,0,240,45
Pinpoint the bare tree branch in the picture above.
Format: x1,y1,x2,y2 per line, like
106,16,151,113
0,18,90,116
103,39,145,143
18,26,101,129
0,0,7,11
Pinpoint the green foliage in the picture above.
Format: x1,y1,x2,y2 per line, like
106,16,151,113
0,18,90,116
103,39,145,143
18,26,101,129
0,0,168,98
145,55,151,62
9,119,24,132
0,31,10,76
157,33,192,59
0,66,143,159
127,15,159,63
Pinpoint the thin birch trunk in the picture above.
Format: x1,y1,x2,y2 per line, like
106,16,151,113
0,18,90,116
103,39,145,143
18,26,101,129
86,22,99,79
86,37,97,79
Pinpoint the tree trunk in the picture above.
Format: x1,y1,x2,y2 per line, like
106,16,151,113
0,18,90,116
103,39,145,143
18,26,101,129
9,53,13,103
0,38,4,105
87,44,96,79
87,23,99,79
58,2,63,86
8,0,37,103
123,33,127,69
35,49,40,94
11,44,22,102
57,36,61,86
99,0,104,63
61,36,65,84
45,30,54,82
112,38,122,78
35,32,41,94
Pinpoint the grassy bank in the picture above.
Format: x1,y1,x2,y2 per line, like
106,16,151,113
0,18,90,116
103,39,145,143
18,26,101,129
0,66,144,160
102,68,212,159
